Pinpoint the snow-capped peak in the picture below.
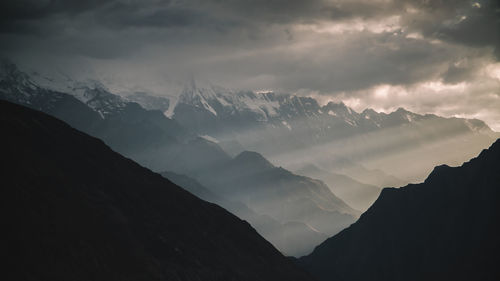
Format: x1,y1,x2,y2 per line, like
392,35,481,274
322,101,360,126
178,78,228,116
174,78,284,120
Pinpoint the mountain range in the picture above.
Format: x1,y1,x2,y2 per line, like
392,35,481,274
0,60,356,256
2,100,314,281
20,64,498,188
166,80,498,185
298,138,500,281
6,60,498,188
191,151,358,233
2,60,499,256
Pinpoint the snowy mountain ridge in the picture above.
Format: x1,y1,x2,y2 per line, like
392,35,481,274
0,61,130,118
28,70,129,118
2,60,440,131
176,79,283,121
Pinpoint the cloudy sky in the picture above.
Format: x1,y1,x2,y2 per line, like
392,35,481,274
1,0,500,129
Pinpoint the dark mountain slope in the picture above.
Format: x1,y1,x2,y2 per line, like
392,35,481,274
1,100,314,281
299,139,500,281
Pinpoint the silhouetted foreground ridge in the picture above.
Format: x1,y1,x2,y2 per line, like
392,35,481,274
299,137,500,281
1,100,314,281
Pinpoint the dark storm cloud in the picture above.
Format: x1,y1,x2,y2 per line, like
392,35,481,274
1,0,497,53
0,0,106,20
398,0,500,58
1,0,499,128
0,0,111,32
0,0,346,37
104,5,202,28
0,0,496,82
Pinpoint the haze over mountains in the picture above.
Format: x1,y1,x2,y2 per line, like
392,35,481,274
295,164,381,211
170,150,360,255
299,138,500,281
1,60,499,257
9,60,497,186
162,171,329,258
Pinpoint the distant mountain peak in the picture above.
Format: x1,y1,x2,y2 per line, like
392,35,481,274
0,59,37,88
233,151,275,170
325,101,347,109
323,101,357,115
178,78,231,116
361,108,378,115
385,106,420,123
395,107,409,113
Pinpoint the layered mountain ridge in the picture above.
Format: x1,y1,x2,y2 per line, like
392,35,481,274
161,147,360,256
162,171,329,257
0,61,356,256
191,149,359,231
296,164,381,211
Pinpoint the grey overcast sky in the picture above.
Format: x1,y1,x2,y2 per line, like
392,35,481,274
1,0,500,129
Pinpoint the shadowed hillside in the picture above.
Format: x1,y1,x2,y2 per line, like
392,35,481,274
2,100,314,281
299,138,500,281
